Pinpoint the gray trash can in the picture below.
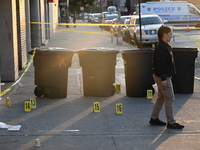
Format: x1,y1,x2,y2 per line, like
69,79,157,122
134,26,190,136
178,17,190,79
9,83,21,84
172,47,199,94
32,47,74,99
121,49,155,97
77,47,118,97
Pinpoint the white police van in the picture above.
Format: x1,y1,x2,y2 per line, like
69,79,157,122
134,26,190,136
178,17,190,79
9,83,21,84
137,0,200,26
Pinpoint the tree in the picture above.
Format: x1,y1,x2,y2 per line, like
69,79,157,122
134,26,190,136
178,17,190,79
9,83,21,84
69,0,95,14
124,0,148,14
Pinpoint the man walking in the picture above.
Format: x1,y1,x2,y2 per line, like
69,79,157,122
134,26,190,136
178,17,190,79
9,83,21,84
149,26,184,129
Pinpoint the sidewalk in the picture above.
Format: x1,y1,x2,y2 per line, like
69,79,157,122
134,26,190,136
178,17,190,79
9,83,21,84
0,20,200,150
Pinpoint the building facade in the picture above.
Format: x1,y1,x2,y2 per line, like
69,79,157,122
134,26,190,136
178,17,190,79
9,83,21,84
0,0,59,83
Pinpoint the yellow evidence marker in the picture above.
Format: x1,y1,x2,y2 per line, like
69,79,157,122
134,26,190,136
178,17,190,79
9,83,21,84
4,97,12,107
116,103,123,114
24,101,31,112
30,98,36,109
115,84,121,93
93,102,100,112
147,90,153,99
73,55,77,61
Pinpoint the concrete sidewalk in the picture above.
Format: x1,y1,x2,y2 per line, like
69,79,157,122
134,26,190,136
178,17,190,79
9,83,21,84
0,20,200,150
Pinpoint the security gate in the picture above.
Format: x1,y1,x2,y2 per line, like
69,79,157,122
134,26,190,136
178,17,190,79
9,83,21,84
17,0,27,70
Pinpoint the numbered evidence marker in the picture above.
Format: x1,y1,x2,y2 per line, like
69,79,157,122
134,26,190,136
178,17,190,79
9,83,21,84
116,103,123,114
24,101,31,112
115,84,121,93
4,97,12,107
147,90,153,99
30,98,36,109
93,102,100,112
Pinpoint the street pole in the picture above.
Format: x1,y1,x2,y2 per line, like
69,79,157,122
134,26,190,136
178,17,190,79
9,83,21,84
66,0,69,7
138,0,142,49
66,0,69,27
118,0,121,20
101,0,103,12
66,0,69,12
117,0,122,45
30,0,41,47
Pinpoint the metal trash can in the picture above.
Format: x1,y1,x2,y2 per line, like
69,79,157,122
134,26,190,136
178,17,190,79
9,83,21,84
172,47,199,94
121,49,155,97
77,47,118,97
32,47,74,99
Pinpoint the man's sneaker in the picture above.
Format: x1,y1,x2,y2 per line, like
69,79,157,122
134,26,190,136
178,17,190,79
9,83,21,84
149,118,166,126
166,123,184,129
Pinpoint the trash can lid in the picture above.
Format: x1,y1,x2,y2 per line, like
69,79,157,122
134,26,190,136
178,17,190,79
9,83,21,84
36,47,73,52
77,47,119,53
172,47,199,52
121,48,153,54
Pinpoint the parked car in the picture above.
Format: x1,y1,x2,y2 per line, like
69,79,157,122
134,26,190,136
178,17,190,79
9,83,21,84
110,15,132,36
121,19,130,41
99,11,118,25
102,14,118,31
110,18,118,35
88,13,93,22
128,14,164,47
90,13,100,23
82,13,89,21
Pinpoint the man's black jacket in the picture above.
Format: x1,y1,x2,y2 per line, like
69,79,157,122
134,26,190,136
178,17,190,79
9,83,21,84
153,40,176,81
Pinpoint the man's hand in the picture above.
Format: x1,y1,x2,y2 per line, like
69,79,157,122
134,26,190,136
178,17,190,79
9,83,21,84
161,80,167,89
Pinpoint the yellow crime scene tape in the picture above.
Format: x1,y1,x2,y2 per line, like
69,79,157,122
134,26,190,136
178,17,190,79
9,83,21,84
0,48,37,97
31,22,124,26
173,33,199,46
1,22,200,97
144,24,200,46
31,22,200,46
45,27,111,35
